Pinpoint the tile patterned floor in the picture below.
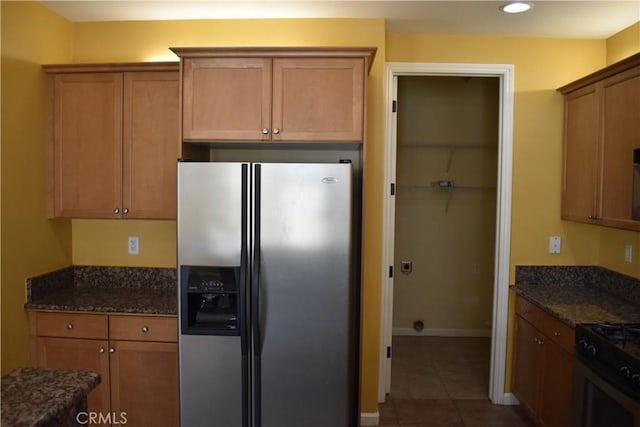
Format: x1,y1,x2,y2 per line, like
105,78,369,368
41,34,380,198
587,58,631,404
374,336,534,427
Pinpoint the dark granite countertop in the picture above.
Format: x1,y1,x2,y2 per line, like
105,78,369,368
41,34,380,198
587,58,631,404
24,266,177,315
513,266,640,327
1,367,100,427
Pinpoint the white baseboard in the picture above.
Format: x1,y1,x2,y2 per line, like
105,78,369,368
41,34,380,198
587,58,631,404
500,393,520,405
360,411,379,426
392,327,492,337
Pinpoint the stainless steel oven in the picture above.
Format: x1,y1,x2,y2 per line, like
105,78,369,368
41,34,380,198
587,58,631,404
572,324,640,427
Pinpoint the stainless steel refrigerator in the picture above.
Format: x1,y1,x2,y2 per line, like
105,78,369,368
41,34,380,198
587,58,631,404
177,161,359,427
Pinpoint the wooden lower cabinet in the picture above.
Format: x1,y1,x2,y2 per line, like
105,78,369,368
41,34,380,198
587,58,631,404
512,317,540,417
512,296,575,426
539,337,574,427
109,340,179,427
30,311,178,427
36,337,111,414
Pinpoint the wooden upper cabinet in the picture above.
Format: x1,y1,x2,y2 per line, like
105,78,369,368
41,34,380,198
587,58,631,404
600,67,640,229
558,53,640,231
272,58,365,142
182,57,272,141
123,71,180,219
45,63,180,219
561,84,600,222
173,47,375,143
51,73,123,218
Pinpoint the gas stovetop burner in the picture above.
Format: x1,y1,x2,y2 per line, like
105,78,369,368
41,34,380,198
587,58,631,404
576,323,640,402
593,323,640,346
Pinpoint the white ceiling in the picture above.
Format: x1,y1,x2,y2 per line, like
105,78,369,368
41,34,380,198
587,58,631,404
41,0,640,39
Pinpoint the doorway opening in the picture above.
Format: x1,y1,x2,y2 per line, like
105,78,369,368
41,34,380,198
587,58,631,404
391,74,498,401
379,62,515,407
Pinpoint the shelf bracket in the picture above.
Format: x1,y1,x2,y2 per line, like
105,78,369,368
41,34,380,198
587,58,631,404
446,148,456,173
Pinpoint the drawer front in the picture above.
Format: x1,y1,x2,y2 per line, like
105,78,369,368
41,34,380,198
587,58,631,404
515,295,541,326
539,313,575,354
35,312,108,339
515,295,575,354
109,315,177,342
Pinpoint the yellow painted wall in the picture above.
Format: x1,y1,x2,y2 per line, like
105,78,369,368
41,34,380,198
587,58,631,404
0,1,73,373
600,229,640,277
606,21,640,64
72,220,177,267
386,33,607,275
68,18,386,414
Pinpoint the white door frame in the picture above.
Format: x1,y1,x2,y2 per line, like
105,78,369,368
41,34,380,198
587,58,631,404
379,62,517,405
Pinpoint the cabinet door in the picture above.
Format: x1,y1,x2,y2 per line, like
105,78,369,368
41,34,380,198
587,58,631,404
539,339,574,427
512,316,541,419
182,57,272,141
109,341,179,427
562,83,600,223
600,67,640,230
122,71,180,219
272,58,365,142
36,337,110,415
52,73,123,218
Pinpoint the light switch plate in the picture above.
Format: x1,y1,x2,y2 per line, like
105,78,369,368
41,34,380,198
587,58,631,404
549,236,561,254
625,245,633,263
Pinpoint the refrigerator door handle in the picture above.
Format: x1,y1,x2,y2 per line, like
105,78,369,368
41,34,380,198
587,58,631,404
240,164,250,427
252,163,263,427
240,164,249,356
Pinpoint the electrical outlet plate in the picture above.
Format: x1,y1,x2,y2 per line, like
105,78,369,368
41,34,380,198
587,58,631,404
625,245,633,263
549,236,561,254
400,261,412,273
128,236,139,255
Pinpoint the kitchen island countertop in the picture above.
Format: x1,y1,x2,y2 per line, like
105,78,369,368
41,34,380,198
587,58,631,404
1,367,100,427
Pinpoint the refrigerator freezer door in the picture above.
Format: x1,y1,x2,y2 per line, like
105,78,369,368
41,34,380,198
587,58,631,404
178,162,244,267
178,162,248,427
255,163,355,427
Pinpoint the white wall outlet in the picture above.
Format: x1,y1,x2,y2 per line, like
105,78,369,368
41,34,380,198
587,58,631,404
625,244,633,263
549,236,561,254
128,236,139,255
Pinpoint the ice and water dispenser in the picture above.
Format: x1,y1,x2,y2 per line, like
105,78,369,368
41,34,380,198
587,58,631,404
180,266,241,335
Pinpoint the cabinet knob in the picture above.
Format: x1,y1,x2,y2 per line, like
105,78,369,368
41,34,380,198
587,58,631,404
67,323,74,330
141,326,149,333
123,208,129,214
114,208,120,215
538,338,544,345
621,366,631,377
109,347,115,354
273,128,280,135
99,347,105,354
262,128,269,135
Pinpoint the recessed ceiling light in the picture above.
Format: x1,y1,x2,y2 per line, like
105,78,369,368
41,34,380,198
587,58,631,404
500,2,533,13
